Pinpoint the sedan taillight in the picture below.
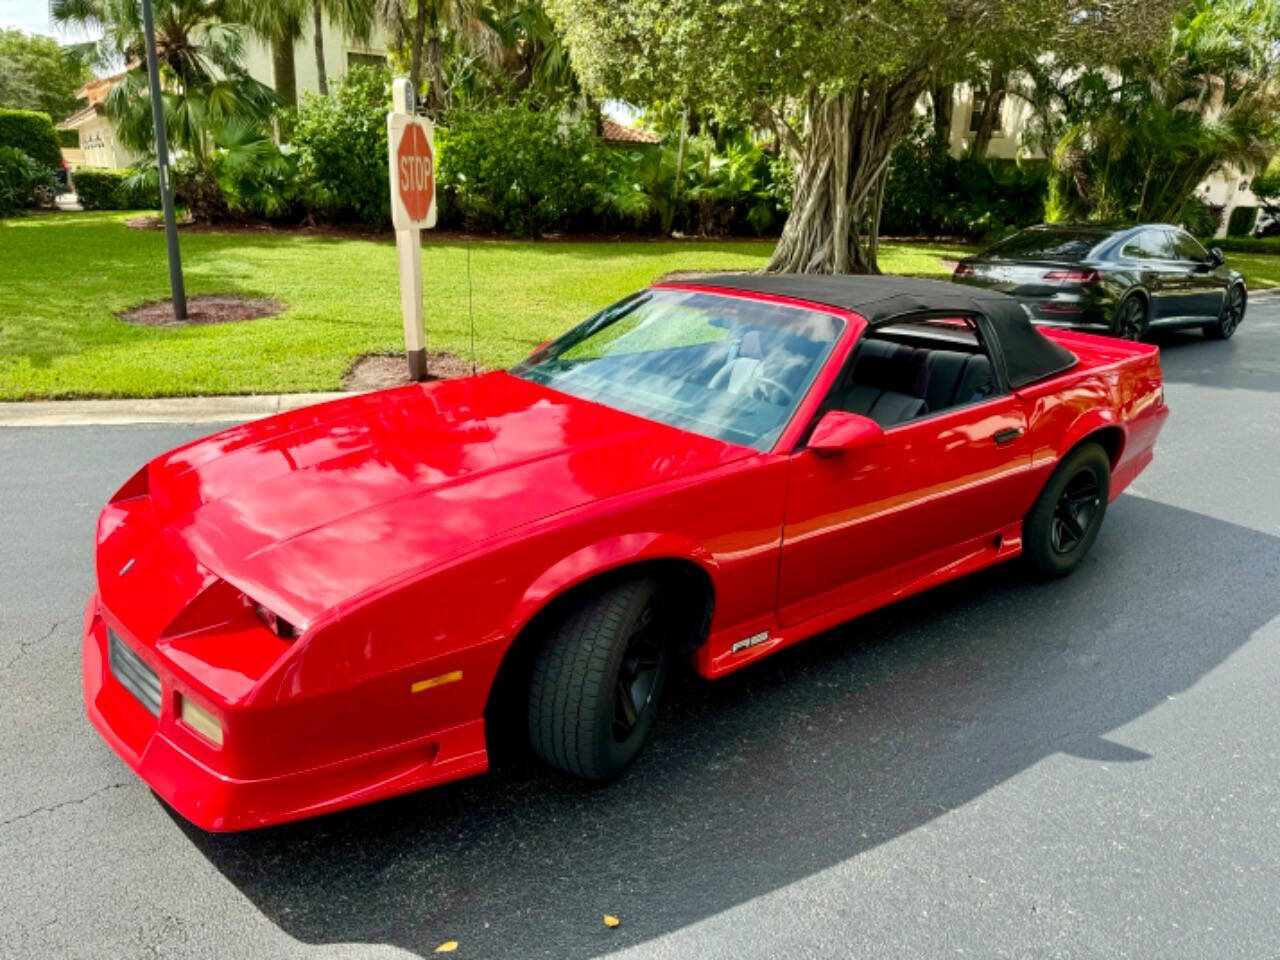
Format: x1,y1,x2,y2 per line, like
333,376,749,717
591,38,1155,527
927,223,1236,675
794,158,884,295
1043,269,1101,285
953,263,975,278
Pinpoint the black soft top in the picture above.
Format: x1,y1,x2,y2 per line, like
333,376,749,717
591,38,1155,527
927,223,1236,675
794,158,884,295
687,273,1078,389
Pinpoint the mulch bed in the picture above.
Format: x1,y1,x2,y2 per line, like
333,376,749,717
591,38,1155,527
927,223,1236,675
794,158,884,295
342,352,484,392
117,295,285,327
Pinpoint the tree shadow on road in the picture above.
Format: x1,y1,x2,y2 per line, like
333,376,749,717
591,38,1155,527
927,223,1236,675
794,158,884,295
175,496,1280,959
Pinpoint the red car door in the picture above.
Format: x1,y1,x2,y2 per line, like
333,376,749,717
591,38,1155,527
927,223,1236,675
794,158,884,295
777,336,1035,627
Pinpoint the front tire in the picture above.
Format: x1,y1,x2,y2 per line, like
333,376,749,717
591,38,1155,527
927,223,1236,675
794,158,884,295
1203,284,1245,340
528,578,669,781
1023,442,1111,579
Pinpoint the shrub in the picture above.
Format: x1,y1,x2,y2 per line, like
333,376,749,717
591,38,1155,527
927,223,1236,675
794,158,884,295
436,99,605,236
1203,235,1280,255
881,122,1047,240
73,167,159,210
1226,205,1258,236
57,128,79,148
0,108,62,168
0,145,55,216
294,66,390,225
1178,194,1223,238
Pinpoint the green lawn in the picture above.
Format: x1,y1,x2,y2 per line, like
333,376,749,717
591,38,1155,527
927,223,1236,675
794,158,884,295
1228,252,1280,291
7,212,1274,401
0,212,976,400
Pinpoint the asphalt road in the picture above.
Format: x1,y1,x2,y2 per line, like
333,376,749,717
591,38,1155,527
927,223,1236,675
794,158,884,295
3,303,1279,960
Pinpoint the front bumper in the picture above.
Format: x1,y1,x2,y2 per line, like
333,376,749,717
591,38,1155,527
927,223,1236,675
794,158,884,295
82,594,489,831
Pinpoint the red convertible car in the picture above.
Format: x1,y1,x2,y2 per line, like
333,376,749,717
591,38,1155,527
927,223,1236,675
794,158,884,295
84,275,1168,831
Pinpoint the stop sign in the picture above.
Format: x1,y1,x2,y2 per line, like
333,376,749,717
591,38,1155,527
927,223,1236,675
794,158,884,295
396,122,434,222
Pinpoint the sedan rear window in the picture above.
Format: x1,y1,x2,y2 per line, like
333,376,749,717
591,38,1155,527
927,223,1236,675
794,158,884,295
983,228,1105,262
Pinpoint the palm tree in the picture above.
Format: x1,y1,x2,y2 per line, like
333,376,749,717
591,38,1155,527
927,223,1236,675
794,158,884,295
311,0,376,95
235,0,309,108
375,0,500,114
52,0,279,218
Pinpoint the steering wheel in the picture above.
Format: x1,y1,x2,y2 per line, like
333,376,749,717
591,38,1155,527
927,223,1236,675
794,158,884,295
748,375,794,406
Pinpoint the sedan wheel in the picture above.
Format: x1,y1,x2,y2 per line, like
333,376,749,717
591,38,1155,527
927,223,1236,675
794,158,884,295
1111,296,1147,341
1204,285,1245,341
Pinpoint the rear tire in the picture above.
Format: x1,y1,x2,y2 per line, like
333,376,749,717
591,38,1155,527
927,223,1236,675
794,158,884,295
1023,442,1111,579
528,578,669,781
1203,284,1245,340
1110,294,1148,341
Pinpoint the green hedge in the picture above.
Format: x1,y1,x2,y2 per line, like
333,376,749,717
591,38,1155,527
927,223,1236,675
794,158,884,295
1204,235,1280,255
0,146,56,216
294,66,390,225
0,109,62,168
57,128,79,148
73,167,159,210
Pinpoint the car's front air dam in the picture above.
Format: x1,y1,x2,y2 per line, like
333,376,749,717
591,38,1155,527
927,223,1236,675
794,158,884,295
82,595,489,831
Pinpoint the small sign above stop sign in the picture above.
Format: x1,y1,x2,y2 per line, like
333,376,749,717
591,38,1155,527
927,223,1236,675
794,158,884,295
387,114,437,229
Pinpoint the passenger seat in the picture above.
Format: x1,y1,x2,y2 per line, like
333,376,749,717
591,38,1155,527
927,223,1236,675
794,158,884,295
919,349,994,410
838,340,928,427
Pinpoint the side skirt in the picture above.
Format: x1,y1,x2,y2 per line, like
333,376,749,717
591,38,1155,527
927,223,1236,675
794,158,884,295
698,521,1024,679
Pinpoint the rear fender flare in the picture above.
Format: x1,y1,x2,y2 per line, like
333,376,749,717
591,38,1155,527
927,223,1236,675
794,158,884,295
1056,409,1125,468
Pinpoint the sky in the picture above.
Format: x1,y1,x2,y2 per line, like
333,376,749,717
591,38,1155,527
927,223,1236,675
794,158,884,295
1,0,99,40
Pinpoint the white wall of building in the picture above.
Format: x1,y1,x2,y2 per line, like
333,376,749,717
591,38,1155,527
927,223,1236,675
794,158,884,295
240,15,390,100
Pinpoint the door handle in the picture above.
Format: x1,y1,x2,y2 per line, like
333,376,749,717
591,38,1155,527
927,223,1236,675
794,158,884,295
992,427,1023,446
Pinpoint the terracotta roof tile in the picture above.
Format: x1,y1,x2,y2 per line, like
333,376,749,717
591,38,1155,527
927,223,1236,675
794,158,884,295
600,118,661,145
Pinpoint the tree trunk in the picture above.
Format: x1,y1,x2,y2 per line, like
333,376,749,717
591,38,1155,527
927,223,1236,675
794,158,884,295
272,38,297,108
425,34,447,114
408,11,428,103
931,84,954,142
969,68,1008,161
766,78,924,274
312,0,327,96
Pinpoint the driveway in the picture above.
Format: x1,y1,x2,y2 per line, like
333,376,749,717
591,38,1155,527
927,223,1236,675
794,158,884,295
2,304,1279,959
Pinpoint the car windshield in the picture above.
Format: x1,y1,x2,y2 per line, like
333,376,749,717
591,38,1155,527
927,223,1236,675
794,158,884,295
511,288,845,450
983,228,1107,262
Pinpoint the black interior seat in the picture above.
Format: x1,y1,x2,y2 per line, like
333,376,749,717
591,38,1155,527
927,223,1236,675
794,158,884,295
838,340,928,427
952,354,994,405
917,349,995,410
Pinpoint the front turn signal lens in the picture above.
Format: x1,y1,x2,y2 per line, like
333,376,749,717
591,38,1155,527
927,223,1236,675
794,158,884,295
179,695,224,745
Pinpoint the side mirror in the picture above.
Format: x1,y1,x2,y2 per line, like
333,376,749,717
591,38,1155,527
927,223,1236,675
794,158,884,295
808,410,885,457
1208,246,1225,267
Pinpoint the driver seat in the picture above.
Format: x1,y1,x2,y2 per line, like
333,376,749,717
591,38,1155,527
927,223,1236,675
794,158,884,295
709,331,765,394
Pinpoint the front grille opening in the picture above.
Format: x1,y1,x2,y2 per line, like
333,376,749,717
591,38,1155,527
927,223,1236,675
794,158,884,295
108,628,161,716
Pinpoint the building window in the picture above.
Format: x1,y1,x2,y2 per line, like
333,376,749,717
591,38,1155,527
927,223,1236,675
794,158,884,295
969,91,988,134
1239,179,1250,192
347,52,387,70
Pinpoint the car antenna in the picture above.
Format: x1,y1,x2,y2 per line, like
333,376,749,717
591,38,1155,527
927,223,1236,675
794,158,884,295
467,236,476,376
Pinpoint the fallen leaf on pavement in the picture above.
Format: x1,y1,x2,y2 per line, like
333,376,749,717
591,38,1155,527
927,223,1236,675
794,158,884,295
435,941,458,953
603,915,620,928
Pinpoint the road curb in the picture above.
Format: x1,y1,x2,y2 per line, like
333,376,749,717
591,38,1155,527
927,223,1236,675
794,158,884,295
0,392,352,427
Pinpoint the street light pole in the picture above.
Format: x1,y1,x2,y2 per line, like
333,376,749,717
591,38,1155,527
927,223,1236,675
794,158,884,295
140,0,187,320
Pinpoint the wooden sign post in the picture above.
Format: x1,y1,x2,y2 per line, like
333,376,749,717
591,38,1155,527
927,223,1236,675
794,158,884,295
387,78,437,381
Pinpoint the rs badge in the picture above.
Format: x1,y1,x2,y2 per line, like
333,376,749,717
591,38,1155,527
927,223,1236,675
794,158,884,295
731,630,770,654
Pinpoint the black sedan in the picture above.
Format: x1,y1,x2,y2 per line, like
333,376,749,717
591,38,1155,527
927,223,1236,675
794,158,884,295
952,223,1247,341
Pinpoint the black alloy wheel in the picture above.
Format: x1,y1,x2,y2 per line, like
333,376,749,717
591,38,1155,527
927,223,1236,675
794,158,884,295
1051,469,1102,554
1204,285,1245,340
612,600,665,742
1022,442,1111,578
1112,296,1147,341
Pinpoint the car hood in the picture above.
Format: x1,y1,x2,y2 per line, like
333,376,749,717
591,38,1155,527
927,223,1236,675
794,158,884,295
139,373,750,626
